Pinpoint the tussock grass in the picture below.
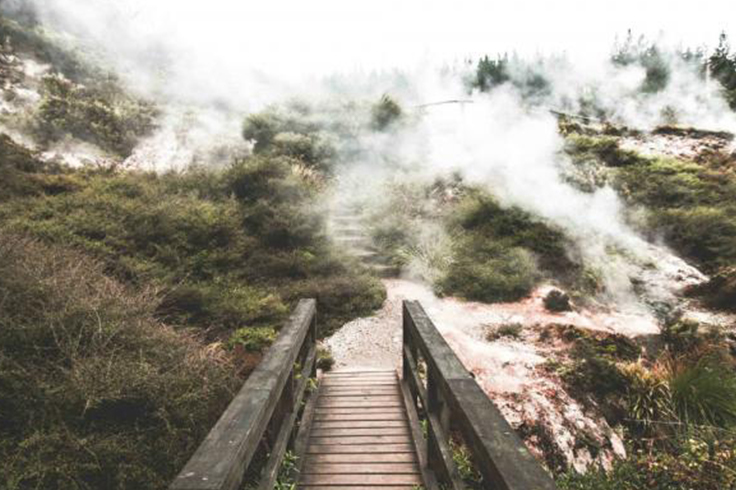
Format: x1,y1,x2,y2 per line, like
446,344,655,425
0,235,239,489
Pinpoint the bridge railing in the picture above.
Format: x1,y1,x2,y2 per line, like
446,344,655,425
402,300,558,490
170,299,317,490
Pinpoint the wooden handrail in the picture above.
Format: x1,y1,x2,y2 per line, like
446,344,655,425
170,299,318,490
402,300,558,490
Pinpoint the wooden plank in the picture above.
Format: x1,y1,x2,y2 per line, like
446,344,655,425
170,299,316,490
299,474,422,486
305,444,415,454
321,391,400,397
304,453,418,464
307,435,412,445
321,387,400,393
316,400,403,406
321,382,398,387
317,403,404,409
312,420,408,429
313,413,407,422
299,486,416,490
314,407,406,414
302,463,419,474
319,395,401,401
324,373,397,378
310,427,411,437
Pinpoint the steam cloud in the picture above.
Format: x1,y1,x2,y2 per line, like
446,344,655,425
2,0,733,310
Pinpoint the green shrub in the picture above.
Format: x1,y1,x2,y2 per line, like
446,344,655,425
316,346,336,371
241,106,337,171
33,75,156,157
450,192,582,284
438,237,538,303
228,327,278,352
565,135,736,274
371,94,402,131
0,235,238,490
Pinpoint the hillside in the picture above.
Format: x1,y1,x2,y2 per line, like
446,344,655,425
1,8,736,490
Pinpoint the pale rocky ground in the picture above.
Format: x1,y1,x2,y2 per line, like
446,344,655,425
324,133,734,471
326,279,632,471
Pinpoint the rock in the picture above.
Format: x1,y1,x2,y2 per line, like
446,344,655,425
544,289,573,312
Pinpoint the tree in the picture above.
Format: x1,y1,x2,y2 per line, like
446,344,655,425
709,32,736,109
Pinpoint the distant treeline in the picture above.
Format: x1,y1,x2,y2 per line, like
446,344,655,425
472,31,736,111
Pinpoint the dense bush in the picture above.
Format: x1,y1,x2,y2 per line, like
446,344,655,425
438,237,538,302
370,94,402,131
438,192,584,301
0,138,384,339
241,106,338,171
32,75,157,156
0,235,239,489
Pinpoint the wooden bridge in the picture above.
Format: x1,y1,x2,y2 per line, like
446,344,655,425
170,300,558,490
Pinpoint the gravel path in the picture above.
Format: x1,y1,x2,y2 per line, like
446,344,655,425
325,279,435,369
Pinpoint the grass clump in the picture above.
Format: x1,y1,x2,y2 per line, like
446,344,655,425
486,323,523,341
0,235,239,490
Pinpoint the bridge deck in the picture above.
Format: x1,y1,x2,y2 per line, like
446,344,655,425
298,369,423,489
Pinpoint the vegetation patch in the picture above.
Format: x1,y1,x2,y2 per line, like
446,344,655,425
31,74,157,157
437,190,584,302
0,235,239,490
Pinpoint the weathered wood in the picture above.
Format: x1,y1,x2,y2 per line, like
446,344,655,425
291,368,321,482
302,463,420,474
258,346,316,490
312,420,408,429
304,453,418,464
170,300,317,490
298,369,427,489
402,300,558,490
314,407,406,415
400,378,439,490
305,443,416,454
306,435,412,445
313,412,407,421
299,474,423,486
298,486,417,490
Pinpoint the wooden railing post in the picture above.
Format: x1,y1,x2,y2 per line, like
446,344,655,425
402,300,558,490
170,299,318,490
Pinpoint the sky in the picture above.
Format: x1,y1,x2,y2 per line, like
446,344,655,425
32,0,736,77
